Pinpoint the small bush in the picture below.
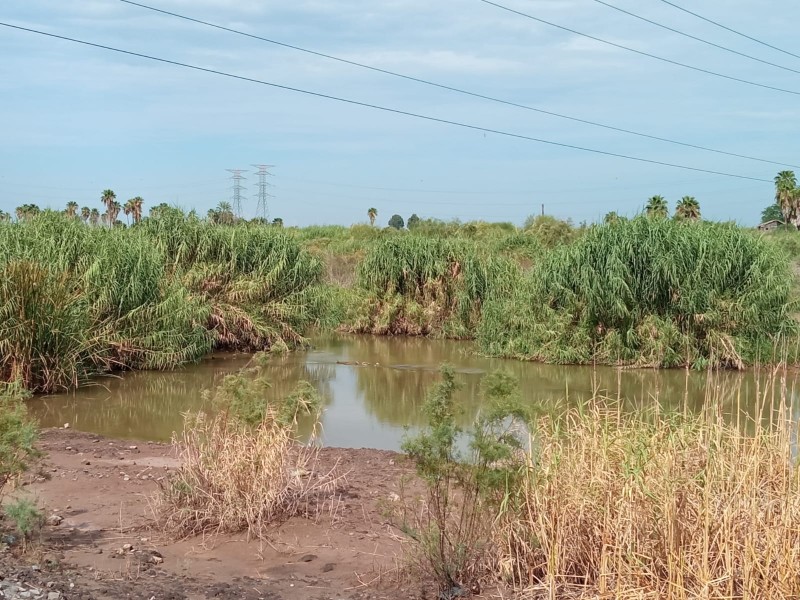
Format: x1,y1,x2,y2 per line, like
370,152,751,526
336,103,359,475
0,384,38,495
157,363,329,540
4,498,43,548
400,366,528,596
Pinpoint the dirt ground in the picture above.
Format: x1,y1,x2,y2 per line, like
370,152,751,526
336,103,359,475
0,429,436,600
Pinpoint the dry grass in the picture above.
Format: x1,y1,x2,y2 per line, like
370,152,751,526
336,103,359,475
155,407,332,541
497,384,800,599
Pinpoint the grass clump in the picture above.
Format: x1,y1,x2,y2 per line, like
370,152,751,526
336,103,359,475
496,394,800,599
0,384,37,496
156,359,327,540
3,498,43,550
479,216,797,368
0,211,333,392
348,237,519,338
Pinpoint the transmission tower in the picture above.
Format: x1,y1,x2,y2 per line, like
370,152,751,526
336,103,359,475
251,164,274,220
226,169,248,218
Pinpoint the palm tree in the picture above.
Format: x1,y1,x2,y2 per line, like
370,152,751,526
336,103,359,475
109,200,121,224
101,189,116,225
675,196,701,221
90,208,100,226
15,204,40,221
368,207,377,226
123,199,135,225
645,195,668,218
65,201,79,218
80,206,90,223
0,210,9,223
774,171,798,227
131,196,144,225
603,211,620,224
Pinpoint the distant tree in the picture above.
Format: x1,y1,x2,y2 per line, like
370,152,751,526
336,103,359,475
65,201,79,218
80,206,90,223
101,189,116,226
0,210,10,222
645,195,668,218
368,207,377,226
761,203,784,223
149,202,172,219
123,199,135,225
130,196,144,224
774,171,798,227
208,201,235,225
272,217,283,228
15,204,40,222
388,214,404,229
90,208,100,226
675,196,701,221
603,211,620,224
524,215,575,248
407,213,421,230
106,200,121,226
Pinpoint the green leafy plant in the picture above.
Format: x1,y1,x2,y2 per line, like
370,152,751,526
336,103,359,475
401,366,528,596
4,498,43,549
0,384,38,495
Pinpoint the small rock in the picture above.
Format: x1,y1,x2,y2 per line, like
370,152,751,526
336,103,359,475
46,515,63,526
388,492,400,502
65,446,72,451
149,555,164,565
82,460,91,466
322,563,335,573
123,476,130,482
48,592,61,600
122,543,133,551
128,446,138,450
63,423,70,429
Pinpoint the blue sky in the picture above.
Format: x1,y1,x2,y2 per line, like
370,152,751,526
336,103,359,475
1,0,798,226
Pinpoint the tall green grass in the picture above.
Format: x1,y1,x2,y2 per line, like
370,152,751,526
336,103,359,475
478,216,797,368
348,236,519,338
0,212,332,392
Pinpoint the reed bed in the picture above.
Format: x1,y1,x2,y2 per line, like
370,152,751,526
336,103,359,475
479,217,797,368
349,236,519,338
403,368,800,599
499,391,800,599
0,212,331,392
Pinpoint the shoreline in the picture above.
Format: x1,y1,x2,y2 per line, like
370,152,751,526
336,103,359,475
0,428,423,600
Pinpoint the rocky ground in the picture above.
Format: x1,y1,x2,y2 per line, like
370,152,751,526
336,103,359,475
0,429,434,600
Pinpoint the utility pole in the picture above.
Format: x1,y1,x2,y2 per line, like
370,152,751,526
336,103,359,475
251,164,274,221
226,169,248,218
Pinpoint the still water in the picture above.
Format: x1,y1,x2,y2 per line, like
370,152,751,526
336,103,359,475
27,335,799,451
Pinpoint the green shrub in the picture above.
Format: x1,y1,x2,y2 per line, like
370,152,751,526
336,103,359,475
479,216,798,368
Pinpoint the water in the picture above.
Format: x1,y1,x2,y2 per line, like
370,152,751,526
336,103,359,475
27,335,799,451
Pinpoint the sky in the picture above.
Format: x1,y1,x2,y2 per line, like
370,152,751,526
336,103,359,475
1,0,799,226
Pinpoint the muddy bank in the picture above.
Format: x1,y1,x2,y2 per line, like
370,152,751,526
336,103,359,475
0,429,431,600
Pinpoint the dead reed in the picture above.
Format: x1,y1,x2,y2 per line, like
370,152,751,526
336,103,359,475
499,383,800,599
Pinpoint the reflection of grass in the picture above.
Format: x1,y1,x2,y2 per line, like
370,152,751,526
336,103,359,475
29,355,336,441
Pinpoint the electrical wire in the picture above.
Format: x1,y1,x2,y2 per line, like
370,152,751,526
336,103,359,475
0,21,772,183
116,0,800,170
654,0,800,62
593,0,800,75
476,0,800,97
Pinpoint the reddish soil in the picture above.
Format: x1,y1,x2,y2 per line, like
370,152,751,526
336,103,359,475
0,429,435,600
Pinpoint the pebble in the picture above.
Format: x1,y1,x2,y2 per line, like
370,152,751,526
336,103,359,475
46,515,63,527
62,424,69,429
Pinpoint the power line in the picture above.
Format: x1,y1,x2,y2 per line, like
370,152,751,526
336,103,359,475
654,0,800,62
476,0,800,97
593,0,800,75
115,0,800,170
0,22,773,183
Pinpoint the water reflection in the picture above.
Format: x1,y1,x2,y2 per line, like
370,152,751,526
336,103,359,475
28,335,800,451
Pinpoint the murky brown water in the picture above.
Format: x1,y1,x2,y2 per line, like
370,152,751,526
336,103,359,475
27,335,800,450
